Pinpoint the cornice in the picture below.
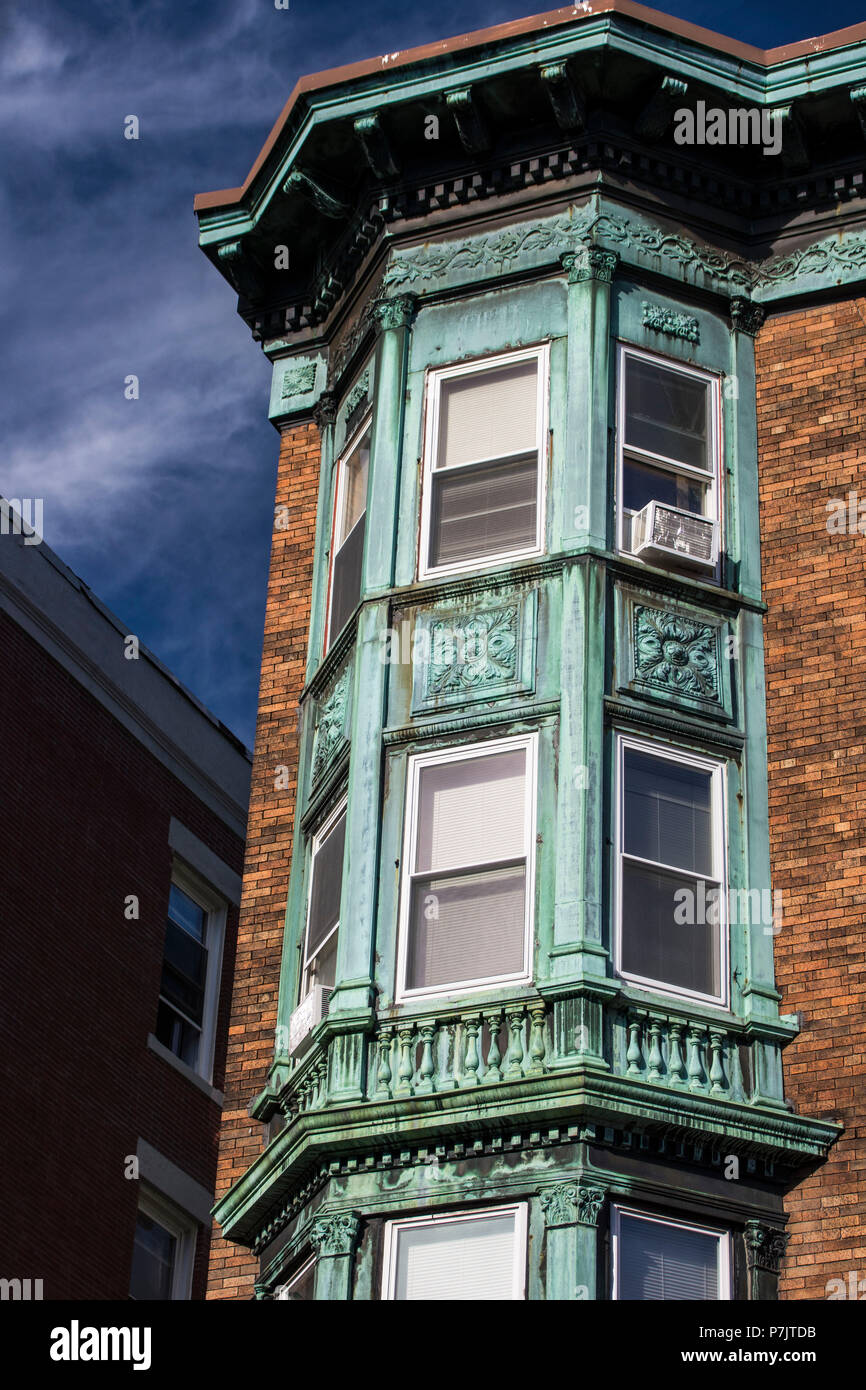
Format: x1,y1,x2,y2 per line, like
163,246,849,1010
215,1064,840,1251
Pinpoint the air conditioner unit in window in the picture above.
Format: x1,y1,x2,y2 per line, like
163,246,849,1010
288,984,331,1059
632,500,716,569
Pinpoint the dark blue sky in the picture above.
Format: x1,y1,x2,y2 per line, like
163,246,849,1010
2,0,862,747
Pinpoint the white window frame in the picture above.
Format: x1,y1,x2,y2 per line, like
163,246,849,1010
615,342,722,570
396,733,538,1004
159,861,227,1086
274,1253,316,1300
325,410,372,651
611,1205,732,1301
300,795,347,1000
131,1187,197,1301
614,733,729,1008
382,1203,528,1301
419,345,549,580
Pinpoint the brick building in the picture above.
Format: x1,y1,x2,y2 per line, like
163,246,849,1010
196,2,864,1300
0,515,250,1299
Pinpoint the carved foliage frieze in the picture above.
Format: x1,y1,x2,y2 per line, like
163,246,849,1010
311,665,351,785
411,592,536,714
641,301,700,342
633,605,721,703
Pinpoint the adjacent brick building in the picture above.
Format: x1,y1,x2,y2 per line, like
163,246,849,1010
756,301,866,1298
0,516,250,1299
197,2,865,1300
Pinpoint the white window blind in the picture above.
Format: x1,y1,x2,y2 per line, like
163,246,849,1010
624,749,713,875
392,1212,519,1300
618,1213,722,1300
437,360,538,470
415,749,526,873
402,742,532,994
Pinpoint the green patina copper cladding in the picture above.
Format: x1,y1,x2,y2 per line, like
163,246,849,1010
201,8,861,1299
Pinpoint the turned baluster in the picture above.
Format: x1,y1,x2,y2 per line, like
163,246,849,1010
528,1003,547,1075
668,1023,686,1083
626,1017,643,1076
503,1007,525,1079
462,1014,481,1086
709,1029,726,1094
438,1021,458,1091
313,1054,328,1107
416,1022,437,1094
373,1027,393,1100
483,1010,502,1084
394,1024,415,1097
647,1021,663,1082
687,1025,705,1091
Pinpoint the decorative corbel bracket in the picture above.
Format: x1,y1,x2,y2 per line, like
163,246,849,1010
283,168,350,220
354,112,400,180
539,61,585,132
768,106,809,173
635,75,688,141
446,87,490,154
372,293,417,333
540,1180,607,1228
850,85,866,142
216,240,262,300
744,1220,790,1300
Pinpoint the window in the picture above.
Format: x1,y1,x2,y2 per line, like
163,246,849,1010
155,867,226,1080
383,1205,527,1300
326,417,371,649
301,800,347,998
617,345,720,565
129,1191,196,1301
612,1207,731,1300
420,347,548,578
397,735,536,1000
275,1255,316,1301
615,735,727,1005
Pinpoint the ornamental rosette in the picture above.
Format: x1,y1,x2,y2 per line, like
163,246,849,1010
633,606,720,702
427,606,519,697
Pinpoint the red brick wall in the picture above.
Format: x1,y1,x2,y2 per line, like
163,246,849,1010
0,610,245,1299
206,420,322,1299
756,297,866,1300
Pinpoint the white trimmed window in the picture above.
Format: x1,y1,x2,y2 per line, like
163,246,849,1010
129,1189,196,1301
420,346,548,578
301,800,347,998
155,865,226,1082
397,735,537,1001
383,1205,527,1300
615,735,727,1006
612,1207,731,1301
275,1254,316,1301
616,344,721,566
326,416,371,649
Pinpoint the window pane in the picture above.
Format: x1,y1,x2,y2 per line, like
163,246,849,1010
155,1000,201,1069
624,749,713,875
438,360,537,470
622,458,707,516
415,749,526,874
329,514,365,641
625,357,708,469
621,860,720,997
340,432,370,541
307,813,346,957
281,1261,316,1300
407,864,526,990
161,920,207,1020
429,455,538,568
168,884,206,943
129,1212,176,1300
394,1213,518,1300
619,1214,720,1300
304,928,338,993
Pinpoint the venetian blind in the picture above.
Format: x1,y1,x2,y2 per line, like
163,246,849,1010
393,1213,518,1300
437,360,538,470
619,1214,720,1300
